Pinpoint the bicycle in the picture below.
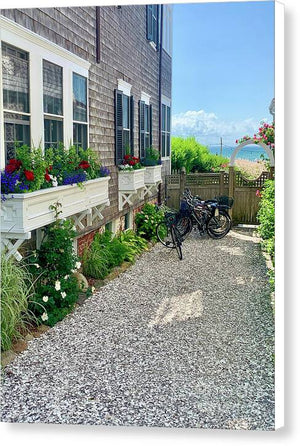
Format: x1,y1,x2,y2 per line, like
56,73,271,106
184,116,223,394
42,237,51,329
156,208,184,259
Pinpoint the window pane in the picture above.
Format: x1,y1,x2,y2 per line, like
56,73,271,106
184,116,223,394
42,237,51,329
145,134,150,149
4,112,30,161
162,132,166,158
162,104,166,131
2,42,29,113
167,106,171,132
145,105,149,132
44,118,63,150
122,95,129,129
73,73,87,122
166,133,170,157
73,123,87,150
43,60,63,115
123,129,130,150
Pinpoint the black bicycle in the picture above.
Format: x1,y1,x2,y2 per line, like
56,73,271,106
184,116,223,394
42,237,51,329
156,209,184,259
178,189,233,239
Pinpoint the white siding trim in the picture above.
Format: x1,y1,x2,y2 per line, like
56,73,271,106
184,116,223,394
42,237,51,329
141,92,151,105
117,79,132,96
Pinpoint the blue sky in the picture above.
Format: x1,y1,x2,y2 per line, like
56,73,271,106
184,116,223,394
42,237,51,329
172,0,275,146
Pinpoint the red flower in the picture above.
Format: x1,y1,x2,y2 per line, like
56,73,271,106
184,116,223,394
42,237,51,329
5,159,22,173
24,170,35,181
132,156,139,161
129,160,135,166
78,161,90,170
45,173,51,182
49,165,53,171
124,154,131,161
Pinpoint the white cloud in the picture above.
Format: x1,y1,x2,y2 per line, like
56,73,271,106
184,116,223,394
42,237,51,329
171,109,270,146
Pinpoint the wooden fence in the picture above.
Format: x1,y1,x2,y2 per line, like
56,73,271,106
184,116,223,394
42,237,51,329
165,170,273,225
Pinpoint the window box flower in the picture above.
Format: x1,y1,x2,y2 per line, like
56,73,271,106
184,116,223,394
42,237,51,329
1,176,110,234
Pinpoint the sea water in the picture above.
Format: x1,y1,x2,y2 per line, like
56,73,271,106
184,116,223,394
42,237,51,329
208,144,267,162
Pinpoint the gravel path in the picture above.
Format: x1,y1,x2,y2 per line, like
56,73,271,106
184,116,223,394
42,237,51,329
1,229,275,429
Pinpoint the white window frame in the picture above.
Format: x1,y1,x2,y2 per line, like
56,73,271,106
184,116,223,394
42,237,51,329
162,4,173,57
161,95,171,160
0,16,90,167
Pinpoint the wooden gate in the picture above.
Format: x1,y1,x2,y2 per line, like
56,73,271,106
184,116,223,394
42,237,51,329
165,170,272,225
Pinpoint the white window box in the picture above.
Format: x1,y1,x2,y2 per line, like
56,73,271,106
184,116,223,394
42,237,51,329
118,169,145,210
1,177,110,236
144,165,162,185
118,169,145,192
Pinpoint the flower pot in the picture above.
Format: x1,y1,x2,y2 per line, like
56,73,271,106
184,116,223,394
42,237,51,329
144,165,162,184
118,169,145,191
1,177,110,234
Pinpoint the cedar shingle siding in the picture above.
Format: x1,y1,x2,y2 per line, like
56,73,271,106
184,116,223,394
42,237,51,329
0,5,172,226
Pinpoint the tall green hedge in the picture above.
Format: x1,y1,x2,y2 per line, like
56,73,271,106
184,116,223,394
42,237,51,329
171,136,228,173
257,179,275,262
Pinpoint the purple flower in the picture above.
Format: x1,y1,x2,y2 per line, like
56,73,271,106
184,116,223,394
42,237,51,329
62,172,87,185
99,166,110,177
1,170,29,201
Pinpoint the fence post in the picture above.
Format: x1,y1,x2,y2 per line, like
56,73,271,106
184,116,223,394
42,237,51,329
228,166,235,219
219,170,225,195
269,166,275,180
179,168,186,205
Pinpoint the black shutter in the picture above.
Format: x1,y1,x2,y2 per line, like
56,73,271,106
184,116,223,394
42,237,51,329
130,95,134,155
149,104,153,147
146,5,153,41
153,5,159,47
139,100,145,160
115,89,123,165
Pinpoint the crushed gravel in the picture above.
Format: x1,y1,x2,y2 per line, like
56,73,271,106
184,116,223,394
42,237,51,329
0,229,275,429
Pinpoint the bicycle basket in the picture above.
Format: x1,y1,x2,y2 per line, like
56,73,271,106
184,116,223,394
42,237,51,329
180,200,191,216
214,196,234,208
165,211,178,226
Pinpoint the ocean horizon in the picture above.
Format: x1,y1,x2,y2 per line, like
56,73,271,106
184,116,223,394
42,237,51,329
208,144,267,162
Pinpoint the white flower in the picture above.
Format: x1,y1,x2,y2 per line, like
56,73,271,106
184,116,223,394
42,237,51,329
61,291,67,299
75,261,81,269
34,263,40,268
52,176,58,187
64,275,69,280
42,295,49,303
55,280,61,291
72,225,76,231
91,287,95,293
41,312,48,322
71,269,75,273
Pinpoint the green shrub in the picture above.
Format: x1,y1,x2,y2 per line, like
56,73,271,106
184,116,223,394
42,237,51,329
135,203,164,240
28,214,81,327
82,229,148,279
171,136,228,173
1,254,35,351
257,179,275,261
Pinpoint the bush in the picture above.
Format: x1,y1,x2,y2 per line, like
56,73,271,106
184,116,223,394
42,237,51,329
1,254,35,351
28,213,81,327
171,136,228,173
257,179,275,262
82,229,148,279
135,203,164,240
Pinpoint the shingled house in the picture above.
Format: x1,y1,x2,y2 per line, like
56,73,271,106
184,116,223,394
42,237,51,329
0,4,173,258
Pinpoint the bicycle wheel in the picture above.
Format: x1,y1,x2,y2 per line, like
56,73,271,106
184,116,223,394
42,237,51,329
156,221,175,248
171,226,183,260
207,210,232,239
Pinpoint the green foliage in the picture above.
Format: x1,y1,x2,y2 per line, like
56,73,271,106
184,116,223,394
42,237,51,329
82,229,148,279
171,137,228,173
257,179,275,261
1,254,35,351
16,145,48,192
28,215,81,327
143,147,160,166
135,203,164,240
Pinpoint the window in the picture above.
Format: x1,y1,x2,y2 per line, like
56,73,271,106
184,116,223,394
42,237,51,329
146,5,159,48
43,60,63,150
2,42,30,161
139,101,152,160
161,103,171,158
115,89,134,165
162,4,173,56
73,73,88,150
